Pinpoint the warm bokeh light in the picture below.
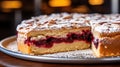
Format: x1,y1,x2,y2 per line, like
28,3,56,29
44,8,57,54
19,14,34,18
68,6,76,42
1,1,22,9
49,0,71,7
89,0,104,5
2,9,12,13
72,5,89,13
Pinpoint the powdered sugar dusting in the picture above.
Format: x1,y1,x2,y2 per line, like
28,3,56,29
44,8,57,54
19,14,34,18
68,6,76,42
17,13,90,33
41,49,95,58
94,22,120,33
6,41,18,52
17,13,120,33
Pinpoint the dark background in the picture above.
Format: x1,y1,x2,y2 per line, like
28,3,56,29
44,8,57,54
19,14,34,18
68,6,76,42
0,0,119,40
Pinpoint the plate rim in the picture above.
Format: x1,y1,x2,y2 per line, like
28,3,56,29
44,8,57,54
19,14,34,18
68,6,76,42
0,36,120,64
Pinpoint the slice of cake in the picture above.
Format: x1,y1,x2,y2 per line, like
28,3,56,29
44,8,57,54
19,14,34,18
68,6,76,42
17,13,120,57
92,22,120,57
17,13,93,55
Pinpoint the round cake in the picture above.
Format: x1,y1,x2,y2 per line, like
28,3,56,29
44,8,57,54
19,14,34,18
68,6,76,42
17,13,120,57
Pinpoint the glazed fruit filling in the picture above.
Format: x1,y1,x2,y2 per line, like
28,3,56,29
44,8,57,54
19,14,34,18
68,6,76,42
24,30,93,48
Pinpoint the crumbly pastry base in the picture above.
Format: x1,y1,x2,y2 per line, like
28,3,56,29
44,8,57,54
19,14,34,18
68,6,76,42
8,40,95,58
18,40,90,55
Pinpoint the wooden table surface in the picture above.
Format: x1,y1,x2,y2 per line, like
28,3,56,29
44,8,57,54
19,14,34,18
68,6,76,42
0,52,120,67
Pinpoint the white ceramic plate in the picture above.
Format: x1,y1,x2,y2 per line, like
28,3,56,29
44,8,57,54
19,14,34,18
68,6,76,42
0,36,120,64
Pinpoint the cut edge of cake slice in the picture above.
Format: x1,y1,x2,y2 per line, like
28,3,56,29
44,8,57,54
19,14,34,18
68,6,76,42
17,13,92,55
92,22,120,57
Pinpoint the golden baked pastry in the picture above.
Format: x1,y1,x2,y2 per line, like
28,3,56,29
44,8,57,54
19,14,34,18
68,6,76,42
92,22,120,57
17,13,120,57
17,13,92,55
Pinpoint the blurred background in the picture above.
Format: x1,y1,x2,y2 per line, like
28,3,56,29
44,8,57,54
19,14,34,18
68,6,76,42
0,0,120,40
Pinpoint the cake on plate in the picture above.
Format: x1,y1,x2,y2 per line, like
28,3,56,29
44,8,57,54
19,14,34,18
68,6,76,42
17,13,120,57
17,13,93,55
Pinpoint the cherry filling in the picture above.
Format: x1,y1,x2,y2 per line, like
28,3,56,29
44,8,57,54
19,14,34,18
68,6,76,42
93,39,99,49
24,30,93,48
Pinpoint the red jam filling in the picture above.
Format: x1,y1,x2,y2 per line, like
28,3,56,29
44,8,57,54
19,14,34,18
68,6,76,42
24,30,93,48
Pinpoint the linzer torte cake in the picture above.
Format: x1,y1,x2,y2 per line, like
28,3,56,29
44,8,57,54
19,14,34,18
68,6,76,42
17,13,93,55
17,13,120,57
